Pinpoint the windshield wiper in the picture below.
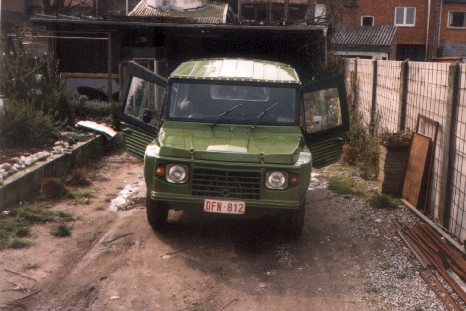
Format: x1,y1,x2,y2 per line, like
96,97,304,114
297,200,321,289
211,104,243,129
251,103,278,130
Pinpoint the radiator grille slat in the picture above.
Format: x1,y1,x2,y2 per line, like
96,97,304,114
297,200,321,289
192,169,261,200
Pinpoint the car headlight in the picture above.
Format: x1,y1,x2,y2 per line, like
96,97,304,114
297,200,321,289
165,164,189,183
265,171,288,189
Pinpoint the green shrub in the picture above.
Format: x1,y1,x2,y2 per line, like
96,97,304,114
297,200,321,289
0,99,58,147
72,99,114,120
50,93,75,126
344,108,380,179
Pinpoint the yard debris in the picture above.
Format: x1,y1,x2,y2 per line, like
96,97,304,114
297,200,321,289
394,221,466,307
76,120,117,139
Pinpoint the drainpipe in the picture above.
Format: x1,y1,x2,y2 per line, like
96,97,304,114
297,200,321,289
426,0,432,60
323,27,328,67
126,0,129,15
438,0,443,57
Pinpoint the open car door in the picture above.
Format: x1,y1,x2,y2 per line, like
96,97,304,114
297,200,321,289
117,62,168,160
301,75,349,168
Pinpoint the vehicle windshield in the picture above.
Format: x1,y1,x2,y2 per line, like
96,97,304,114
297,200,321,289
167,81,298,125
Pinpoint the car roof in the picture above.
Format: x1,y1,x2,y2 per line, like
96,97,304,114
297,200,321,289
170,58,301,84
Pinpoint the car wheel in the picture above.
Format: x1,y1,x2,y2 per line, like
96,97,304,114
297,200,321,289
146,196,169,231
287,200,305,238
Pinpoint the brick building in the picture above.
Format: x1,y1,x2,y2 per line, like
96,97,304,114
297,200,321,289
337,0,466,61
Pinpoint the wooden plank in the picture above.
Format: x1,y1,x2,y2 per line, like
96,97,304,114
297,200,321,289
402,133,432,210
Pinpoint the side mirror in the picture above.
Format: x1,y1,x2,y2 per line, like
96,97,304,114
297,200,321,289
142,109,152,123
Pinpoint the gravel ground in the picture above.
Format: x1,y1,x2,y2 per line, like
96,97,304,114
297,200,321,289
318,165,464,311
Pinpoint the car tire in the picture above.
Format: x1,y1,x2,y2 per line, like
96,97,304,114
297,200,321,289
146,195,169,231
287,200,305,238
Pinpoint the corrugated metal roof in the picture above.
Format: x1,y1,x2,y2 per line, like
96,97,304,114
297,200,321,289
332,25,397,47
129,0,227,24
170,58,301,83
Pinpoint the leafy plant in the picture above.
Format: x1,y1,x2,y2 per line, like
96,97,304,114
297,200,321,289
379,129,412,147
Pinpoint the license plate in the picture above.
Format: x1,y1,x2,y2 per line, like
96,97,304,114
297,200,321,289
203,199,246,215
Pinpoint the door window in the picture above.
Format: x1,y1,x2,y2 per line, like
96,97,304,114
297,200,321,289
124,76,165,126
303,87,343,133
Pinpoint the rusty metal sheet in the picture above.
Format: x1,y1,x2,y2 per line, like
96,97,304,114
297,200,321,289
402,133,432,210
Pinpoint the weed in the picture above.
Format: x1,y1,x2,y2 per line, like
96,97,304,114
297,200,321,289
57,211,74,221
327,176,366,196
52,224,72,237
15,226,31,237
70,190,94,198
8,238,34,249
67,168,91,186
15,209,54,223
343,108,380,179
397,273,407,280
41,177,66,199
0,204,76,249
380,262,393,270
369,194,398,210
23,262,40,270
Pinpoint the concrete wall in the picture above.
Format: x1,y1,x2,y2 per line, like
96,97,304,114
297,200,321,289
0,135,106,210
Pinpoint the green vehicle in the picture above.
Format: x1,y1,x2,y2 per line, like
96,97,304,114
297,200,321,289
118,58,349,237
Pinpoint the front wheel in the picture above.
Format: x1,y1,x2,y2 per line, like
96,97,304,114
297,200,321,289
146,196,169,231
286,200,305,238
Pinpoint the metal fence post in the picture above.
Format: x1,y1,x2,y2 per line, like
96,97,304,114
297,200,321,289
438,61,461,227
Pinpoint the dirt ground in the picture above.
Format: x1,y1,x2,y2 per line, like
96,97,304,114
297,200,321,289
0,151,442,311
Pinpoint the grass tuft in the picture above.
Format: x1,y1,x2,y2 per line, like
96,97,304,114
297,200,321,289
52,224,72,237
327,176,366,196
23,262,40,270
369,194,398,209
7,238,34,249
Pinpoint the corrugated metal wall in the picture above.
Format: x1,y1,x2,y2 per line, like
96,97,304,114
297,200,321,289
345,58,466,242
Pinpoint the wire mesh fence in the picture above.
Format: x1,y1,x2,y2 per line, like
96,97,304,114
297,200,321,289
354,59,373,127
450,64,466,241
346,58,466,242
375,60,402,132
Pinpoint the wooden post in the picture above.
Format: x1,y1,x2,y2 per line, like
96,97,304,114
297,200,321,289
399,60,409,131
438,61,460,227
107,32,112,103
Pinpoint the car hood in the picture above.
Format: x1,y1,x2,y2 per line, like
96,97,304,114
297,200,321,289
156,121,304,165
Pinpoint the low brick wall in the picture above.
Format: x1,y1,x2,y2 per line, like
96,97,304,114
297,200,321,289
378,145,410,196
0,135,107,210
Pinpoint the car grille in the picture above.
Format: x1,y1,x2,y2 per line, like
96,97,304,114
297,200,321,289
192,168,261,200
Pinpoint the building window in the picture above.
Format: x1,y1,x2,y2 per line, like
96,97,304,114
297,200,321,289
345,0,358,7
395,7,416,26
448,11,466,28
361,16,374,26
